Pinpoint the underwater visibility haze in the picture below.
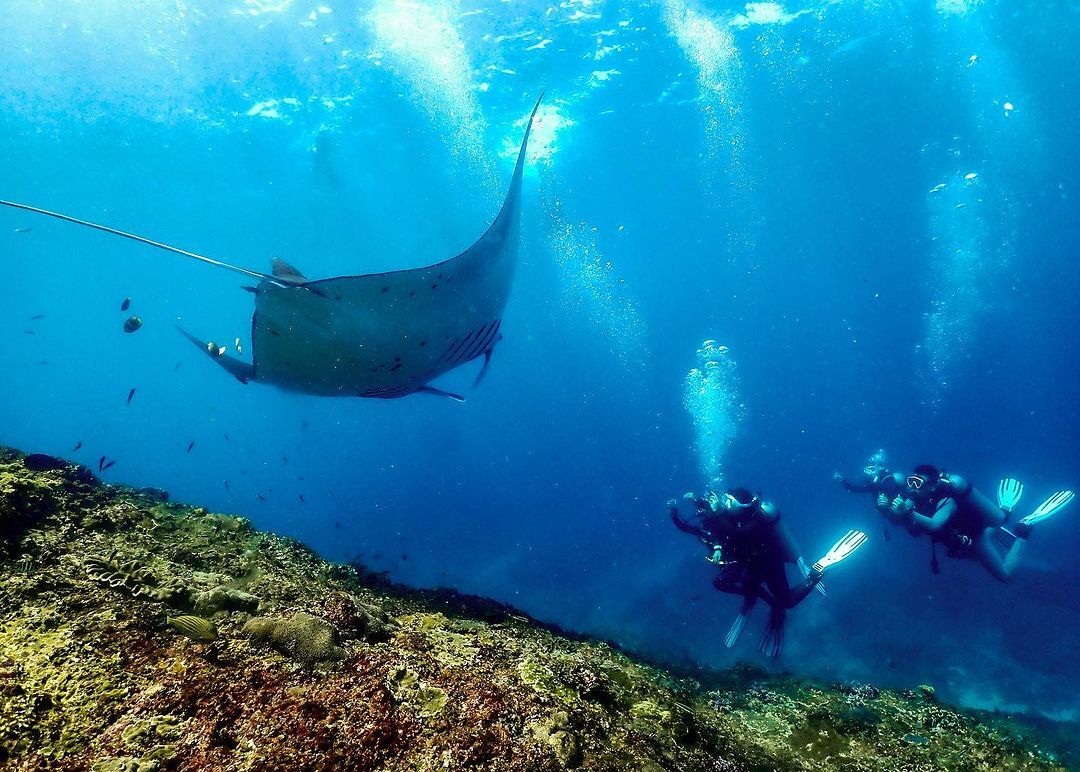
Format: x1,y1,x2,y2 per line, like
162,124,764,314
3,0,1080,744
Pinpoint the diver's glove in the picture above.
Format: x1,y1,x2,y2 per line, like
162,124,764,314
706,545,724,565
703,491,722,512
876,493,890,510
890,495,913,515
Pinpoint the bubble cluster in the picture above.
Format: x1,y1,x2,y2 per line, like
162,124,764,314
919,171,992,408
683,340,745,490
662,2,747,178
368,0,492,183
661,0,755,255
935,0,984,17
542,191,650,374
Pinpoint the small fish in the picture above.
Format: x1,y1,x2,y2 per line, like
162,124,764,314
902,734,930,746
223,479,230,490
223,433,231,442
123,315,142,334
98,455,106,473
23,329,34,335
120,297,131,311
30,313,46,320
37,360,49,366
333,521,341,529
73,441,83,451
301,419,308,431
174,361,183,371
186,441,195,454
282,456,289,464
256,493,266,502
401,554,408,561
167,615,218,643
14,227,32,233
298,493,306,503
127,387,136,406
102,459,116,471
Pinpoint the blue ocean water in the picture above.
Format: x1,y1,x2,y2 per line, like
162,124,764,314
2,0,1078,719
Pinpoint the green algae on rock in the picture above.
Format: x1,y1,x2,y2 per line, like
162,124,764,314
387,665,448,718
0,445,1074,770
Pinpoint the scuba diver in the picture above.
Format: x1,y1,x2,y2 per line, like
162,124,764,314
670,488,867,658
835,449,904,498
835,449,909,537
870,464,1073,581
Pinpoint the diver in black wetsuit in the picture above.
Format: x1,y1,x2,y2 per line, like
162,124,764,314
876,465,1074,582
670,488,867,658
835,450,909,536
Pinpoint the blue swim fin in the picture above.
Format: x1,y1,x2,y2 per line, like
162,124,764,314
725,597,755,648
758,609,785,659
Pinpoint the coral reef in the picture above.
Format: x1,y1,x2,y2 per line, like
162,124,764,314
242,612,345,666
0,445,1074,770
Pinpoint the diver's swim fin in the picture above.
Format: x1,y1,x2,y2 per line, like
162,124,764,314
798,556,828,598
997,478,1024,513
1018,490,1074,527
758,609,785,659
725,598,755,648
812,530,869,573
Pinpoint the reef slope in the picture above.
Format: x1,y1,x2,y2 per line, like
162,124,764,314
0,447,1070,771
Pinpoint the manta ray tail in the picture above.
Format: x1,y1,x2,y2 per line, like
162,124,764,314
0,198,290,287
177,327,254,384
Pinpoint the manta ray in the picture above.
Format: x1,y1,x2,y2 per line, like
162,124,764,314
1,94,542,402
